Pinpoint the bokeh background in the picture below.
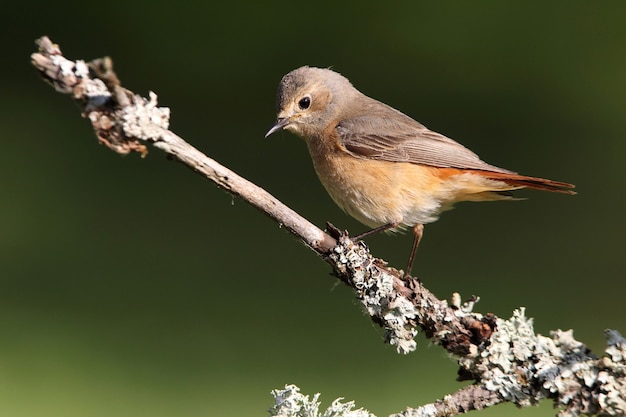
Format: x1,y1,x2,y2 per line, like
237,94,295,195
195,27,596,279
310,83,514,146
2,2,625,416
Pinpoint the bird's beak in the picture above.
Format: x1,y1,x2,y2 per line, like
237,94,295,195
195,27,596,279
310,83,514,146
265,117,290,138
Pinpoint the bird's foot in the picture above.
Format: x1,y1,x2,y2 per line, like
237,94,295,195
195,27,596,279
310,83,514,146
325,221,349,240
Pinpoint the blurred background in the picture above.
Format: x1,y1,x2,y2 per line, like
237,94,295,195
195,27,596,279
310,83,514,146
1,1,625,416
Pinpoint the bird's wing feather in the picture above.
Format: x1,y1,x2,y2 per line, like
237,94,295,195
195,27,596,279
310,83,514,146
335,100,514,174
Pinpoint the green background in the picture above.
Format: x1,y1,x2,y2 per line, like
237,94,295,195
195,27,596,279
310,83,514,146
2,2,625,416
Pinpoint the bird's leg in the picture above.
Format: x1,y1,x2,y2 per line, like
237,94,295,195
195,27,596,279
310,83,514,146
404,224,424,278
352,222,399,240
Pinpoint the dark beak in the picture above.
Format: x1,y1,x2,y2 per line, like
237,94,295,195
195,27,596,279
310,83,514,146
265,117,290,138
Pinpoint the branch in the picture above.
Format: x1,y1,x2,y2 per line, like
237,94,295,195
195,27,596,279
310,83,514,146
31,36,625,417
391,385,501,417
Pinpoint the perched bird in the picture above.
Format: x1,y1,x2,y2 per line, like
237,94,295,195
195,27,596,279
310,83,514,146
266,66,575,277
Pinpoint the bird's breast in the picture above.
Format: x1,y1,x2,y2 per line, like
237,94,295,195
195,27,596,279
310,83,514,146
305,137,453,228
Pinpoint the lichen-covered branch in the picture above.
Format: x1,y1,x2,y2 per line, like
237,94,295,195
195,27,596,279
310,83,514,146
32,36,625,417
390,385,501,417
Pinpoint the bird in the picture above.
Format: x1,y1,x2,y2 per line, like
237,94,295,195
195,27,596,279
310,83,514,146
266,66,575,277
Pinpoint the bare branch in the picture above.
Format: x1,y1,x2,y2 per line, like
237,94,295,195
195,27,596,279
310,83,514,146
31,36,334,254
31,36,626,417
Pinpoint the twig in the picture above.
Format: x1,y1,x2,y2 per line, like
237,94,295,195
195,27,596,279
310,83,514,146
31,36,626,417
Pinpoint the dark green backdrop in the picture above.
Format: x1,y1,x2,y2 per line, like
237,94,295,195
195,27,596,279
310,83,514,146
2,2,625,416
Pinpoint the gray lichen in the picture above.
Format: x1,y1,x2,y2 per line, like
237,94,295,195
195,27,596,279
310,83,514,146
270,385,375,417
121,92,170,141
459,308,626,416
597,330,626,415
329,237,418,354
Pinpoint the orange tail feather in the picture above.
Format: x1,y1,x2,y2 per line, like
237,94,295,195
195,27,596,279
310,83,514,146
478,171,576,195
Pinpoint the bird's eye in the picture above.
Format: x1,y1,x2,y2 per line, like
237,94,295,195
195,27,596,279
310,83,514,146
298,95,311,110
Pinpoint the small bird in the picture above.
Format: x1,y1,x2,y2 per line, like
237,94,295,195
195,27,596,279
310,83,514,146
266,66,575,277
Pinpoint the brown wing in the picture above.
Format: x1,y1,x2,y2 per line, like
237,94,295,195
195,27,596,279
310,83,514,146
335,98,515,174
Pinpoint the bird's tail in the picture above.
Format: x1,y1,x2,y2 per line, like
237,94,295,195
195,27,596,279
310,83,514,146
478,171,576,195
